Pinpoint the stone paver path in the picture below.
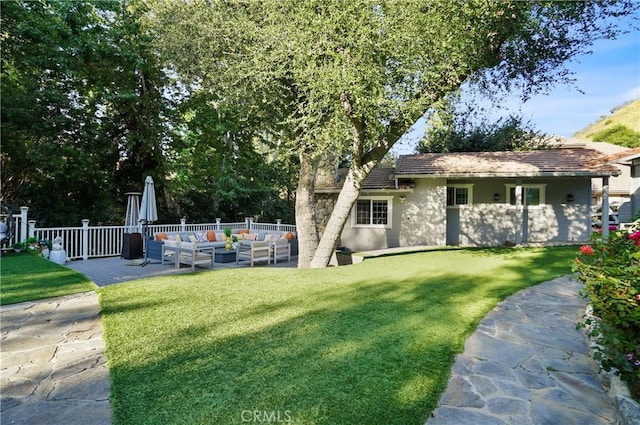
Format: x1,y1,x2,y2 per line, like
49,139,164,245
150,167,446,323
0,292,111,425
427,275,617,425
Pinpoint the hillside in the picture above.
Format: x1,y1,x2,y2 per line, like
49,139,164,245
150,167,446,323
573,99,640,147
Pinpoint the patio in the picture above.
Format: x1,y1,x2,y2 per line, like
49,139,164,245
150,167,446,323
65,254,297,287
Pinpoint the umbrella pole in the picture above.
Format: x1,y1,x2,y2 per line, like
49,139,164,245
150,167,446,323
141,222,149,267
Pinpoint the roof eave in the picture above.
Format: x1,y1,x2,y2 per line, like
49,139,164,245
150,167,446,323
315,188,413,194
395,171,621,178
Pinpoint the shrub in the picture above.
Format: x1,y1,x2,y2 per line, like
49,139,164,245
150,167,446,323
573,230,640,400
592,124,640,148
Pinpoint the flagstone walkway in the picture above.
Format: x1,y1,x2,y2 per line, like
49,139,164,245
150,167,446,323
426,275,630,425
0,292,111,425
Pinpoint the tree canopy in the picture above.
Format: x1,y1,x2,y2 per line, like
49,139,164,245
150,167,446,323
154,0,638,267
0,0,295,226
416,96,551,153
1,0,637,265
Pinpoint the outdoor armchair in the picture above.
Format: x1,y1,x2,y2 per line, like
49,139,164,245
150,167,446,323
176,242,215,271
271,238,291,264
236,240,271,267
161,240,179,267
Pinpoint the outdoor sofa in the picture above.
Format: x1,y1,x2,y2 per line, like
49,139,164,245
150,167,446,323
146,229,297,263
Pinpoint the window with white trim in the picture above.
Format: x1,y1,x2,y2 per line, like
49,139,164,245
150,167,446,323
447,184,473,206
505,184,546,206
353,197,392,228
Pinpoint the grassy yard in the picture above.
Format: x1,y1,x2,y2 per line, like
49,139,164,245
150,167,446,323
98,246,577,425
0,252,96,305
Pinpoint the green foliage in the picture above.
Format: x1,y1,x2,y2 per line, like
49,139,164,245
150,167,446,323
592,124,640,148
417,97,548,153
10,237,41,253
98,246,575,424
165,92,296,223
1,1,121,225
2,0,637,243
573,231,640,400
1,0,176,225
574,99,640,142
1,0,295,226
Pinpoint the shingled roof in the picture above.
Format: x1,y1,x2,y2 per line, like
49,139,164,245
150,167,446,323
395,148,621,178
588,147,640,166
314,147,621,192
316,167,399,192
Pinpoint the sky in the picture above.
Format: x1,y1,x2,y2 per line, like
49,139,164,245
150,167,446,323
393,18,640,155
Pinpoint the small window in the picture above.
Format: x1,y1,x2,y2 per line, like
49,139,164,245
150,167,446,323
353,197,392,228
506,185,545,206
447,184,473,206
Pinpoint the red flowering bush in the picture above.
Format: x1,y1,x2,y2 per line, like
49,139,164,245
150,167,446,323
573,230,640,401
579,245,594,255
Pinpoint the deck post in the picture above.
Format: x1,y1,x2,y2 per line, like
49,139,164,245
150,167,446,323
276,219,282,231
215,218,221,230
20,206,29,242
28,220,36,239
82,219,90,260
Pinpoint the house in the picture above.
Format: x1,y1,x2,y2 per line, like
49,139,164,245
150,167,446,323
569,139,640,223
315,145,621,252
595,147,640,222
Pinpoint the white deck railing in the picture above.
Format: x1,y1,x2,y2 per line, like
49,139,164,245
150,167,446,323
15,207,295,261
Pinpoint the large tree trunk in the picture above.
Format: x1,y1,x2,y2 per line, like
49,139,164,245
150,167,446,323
295,153,320,268
309,164,374,268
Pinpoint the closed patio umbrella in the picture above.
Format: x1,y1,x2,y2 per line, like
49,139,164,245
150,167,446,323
139,176,158,266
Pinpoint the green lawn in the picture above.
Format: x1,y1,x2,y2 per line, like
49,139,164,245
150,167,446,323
0,252,96,305
98,246,577,425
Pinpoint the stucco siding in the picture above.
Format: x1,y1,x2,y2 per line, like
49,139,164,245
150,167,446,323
525,204,590,243
400,179,446,246
335,175,595,250
455,205,518,246
340,226,391,251
450,177,592,246
339,192,403,251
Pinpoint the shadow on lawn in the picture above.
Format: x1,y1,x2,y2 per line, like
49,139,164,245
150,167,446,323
103,247,575,425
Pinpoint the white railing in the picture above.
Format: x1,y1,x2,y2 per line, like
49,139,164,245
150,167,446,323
146,218,296,236
1,206,29,250
20,207,295,261
34,221,128,259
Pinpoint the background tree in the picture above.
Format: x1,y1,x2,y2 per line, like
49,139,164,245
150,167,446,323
1,0,296,227
154,0,638,268
1,0,121,225
165,91,296,223
416,96,550,153
1,0,176,225
98,0,176,218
